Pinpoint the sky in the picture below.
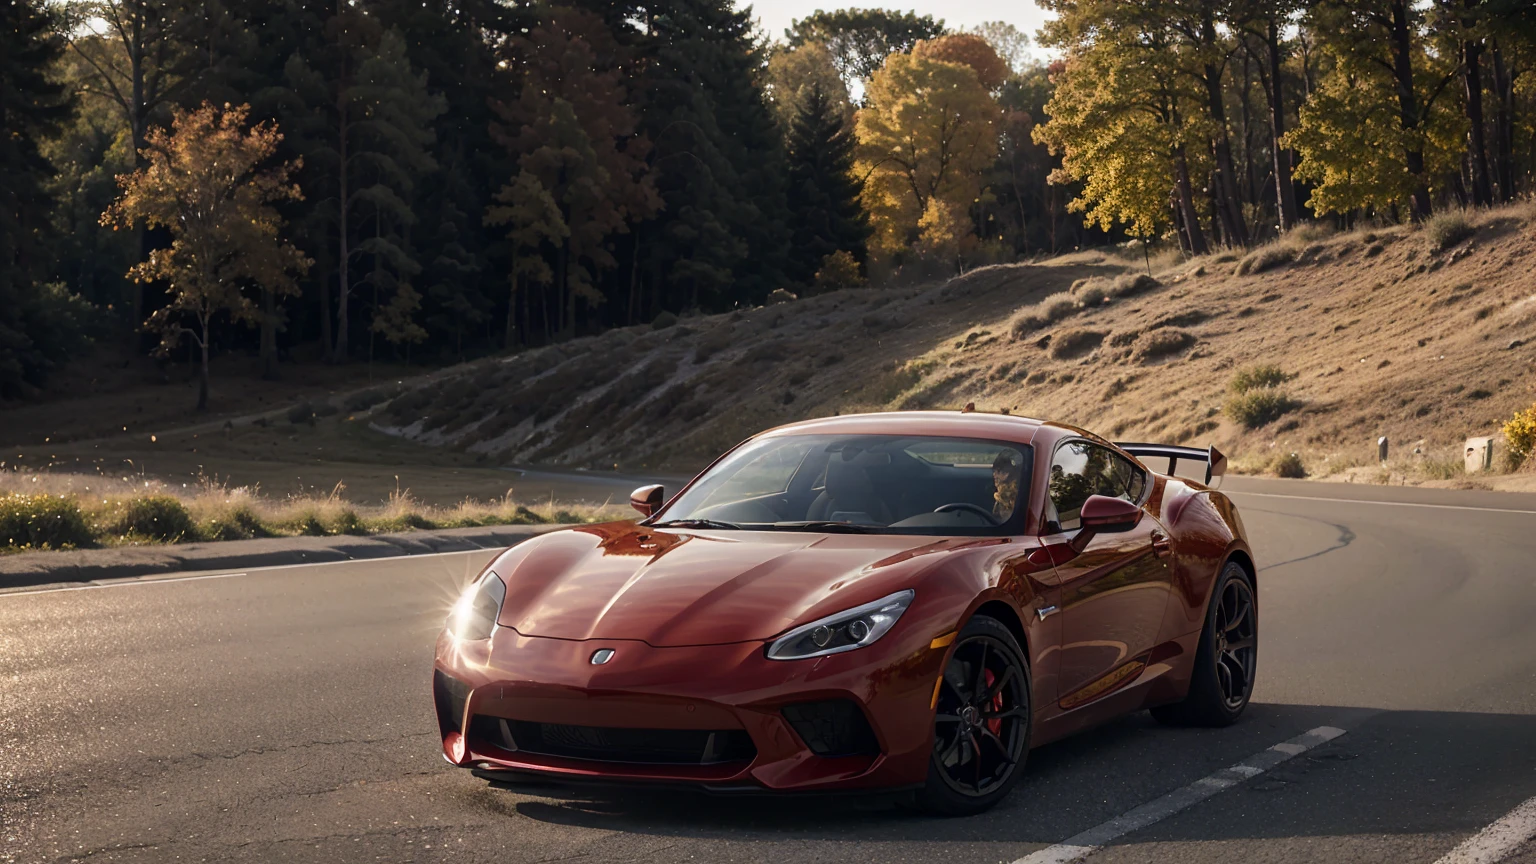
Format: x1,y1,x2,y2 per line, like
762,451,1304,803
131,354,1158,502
739,1,1056,58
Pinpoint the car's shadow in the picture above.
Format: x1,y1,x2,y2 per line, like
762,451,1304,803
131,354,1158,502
479,702,1536,849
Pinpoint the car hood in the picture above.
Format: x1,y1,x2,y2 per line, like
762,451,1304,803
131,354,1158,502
492,522,976,647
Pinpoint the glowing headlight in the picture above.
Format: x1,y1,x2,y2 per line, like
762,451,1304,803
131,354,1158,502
766,590,914,660
448,571,505,641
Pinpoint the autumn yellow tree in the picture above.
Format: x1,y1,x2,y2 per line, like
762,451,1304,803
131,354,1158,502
103,102,310,410
856,45,1002,261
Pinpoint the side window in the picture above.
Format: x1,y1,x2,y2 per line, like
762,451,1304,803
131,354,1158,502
1047,442,1144,531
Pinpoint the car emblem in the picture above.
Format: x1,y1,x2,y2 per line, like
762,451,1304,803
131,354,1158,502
590,649,615,665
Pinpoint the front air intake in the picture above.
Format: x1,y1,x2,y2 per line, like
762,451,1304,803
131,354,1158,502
781,699,880,757
433,670,471,735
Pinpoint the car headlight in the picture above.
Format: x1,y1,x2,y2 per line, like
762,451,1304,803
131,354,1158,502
766,590,914,660
448,571,505,641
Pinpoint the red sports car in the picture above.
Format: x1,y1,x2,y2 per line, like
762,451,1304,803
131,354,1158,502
433,410,1255,814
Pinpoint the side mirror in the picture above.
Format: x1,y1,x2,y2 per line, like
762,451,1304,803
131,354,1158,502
630,484,665,517
1071,494,1143,551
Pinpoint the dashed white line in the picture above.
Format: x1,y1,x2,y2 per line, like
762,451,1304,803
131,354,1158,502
1226,490,1536,516
1433,795,1536,864
1010,725,1348,864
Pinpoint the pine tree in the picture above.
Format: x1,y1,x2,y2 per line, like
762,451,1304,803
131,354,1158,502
0,0,93,400
492,6,656,338
784,83,870,288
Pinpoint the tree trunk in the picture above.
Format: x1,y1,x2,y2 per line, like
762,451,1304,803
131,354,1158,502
1463,1,1492,208
260,285,278,380
1173,144,1209,256
1389,0,1433,220
1490,42,1515,202
196,323,210,412
505,272,519,349
333,22,351,363
1267,17,1300,232
1204,66,1250,247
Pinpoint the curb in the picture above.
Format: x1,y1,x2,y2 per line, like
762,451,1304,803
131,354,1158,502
0,523,571,592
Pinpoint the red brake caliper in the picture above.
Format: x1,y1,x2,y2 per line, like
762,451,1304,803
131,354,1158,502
984,669,1004,736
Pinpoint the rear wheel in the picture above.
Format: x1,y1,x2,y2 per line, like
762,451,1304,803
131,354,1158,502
918,616,1030,816
1152,561,1257,727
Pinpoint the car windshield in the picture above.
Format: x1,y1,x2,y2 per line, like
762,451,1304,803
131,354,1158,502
654,434,1032,536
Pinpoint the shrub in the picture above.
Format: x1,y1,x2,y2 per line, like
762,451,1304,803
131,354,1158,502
344,387,397,412
1234,244,1296,276
0,493,93,550
651,311,678,330
1077,283,1108,307
1504,403,1536,467
1272,451,1306,478
1132,328,1196,362
1110,273,1160,298
1040,292,1076,322
1425,210,1475,253
1229,364,1293,394
812,250,865,294
99,494,196,542
767,287,798,305
1108,329,1140,347
1225,389,1300,428
1008,308,1046,341
287,401,315,425
1049,329,1106,359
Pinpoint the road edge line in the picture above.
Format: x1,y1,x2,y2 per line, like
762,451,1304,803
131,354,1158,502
1433,795,1536,864
1009,725,1348,864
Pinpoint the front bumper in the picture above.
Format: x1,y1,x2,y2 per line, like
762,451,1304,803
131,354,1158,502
432,624,944,793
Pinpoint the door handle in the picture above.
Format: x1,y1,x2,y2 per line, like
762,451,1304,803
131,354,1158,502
1150,531,1172,558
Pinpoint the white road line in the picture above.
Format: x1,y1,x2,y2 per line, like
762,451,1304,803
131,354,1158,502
1433,795,1536,864
1011,726,1348,864
0,545,505,598
1227,490,1536,516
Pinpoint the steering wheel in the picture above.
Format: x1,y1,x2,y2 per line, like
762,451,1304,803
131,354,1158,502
933,502,1001,525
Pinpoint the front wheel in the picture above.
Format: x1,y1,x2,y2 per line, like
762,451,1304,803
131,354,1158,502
1152,560,1257,727
918,616,1031,816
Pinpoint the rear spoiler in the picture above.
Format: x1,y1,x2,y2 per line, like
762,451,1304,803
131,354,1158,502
1114,443,1227,485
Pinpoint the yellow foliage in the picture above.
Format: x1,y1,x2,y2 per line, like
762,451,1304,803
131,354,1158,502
912,34,1009,91
855,53,1000,259
1504,403,1536,466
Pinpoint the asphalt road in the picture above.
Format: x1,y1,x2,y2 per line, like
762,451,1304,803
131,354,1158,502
4,477,1536,864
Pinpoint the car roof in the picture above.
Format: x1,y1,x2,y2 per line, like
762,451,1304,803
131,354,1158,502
754,410,1048,444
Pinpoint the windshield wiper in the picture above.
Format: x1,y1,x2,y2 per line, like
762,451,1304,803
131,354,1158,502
766,521,881,534
649,518,743,530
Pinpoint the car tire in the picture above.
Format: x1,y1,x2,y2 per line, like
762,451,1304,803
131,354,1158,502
917,615,1031,816
1151,560,1257,728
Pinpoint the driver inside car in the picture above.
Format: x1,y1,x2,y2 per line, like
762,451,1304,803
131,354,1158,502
992,451,1023,521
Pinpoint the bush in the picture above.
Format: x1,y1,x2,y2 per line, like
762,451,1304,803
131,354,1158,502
1110,273,1160,298
1133,328,1196,362
1425,210,1475,253
1008,308,1046,341
287,401,315,425
1225,389,1300,428
344,387,396,412
1049,329,1106,359
1040,292,1076,322
99,494,196,542
1234,244,1296,276
1271,451,1306,478
1229,364,1293,394
1504,403,1536,468
812,250,865,293
0,493,93,550
1077,283,1108,307
651,311,678,330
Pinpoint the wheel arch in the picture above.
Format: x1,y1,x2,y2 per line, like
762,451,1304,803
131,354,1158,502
1224,546,1257,588
972,598,1031,662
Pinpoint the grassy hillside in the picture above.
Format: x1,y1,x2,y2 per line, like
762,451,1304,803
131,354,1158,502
366,202,1536,487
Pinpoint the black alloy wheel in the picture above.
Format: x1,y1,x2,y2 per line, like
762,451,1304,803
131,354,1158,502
919,616,1030,815
1152,561,1257,727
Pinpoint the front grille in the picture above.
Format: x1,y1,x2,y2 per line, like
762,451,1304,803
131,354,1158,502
434,670,471,735
494,719,756,765
781,699,880,757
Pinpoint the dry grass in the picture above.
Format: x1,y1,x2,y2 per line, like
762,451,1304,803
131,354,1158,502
0,470,620,552
1235,243,1297,276
1132,328,1196,362
1424,210,1476,253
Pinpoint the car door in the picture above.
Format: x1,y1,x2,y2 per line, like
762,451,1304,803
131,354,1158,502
1045,440,1173,706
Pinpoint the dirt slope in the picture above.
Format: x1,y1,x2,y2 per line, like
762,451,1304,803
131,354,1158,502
367,204,1536,482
